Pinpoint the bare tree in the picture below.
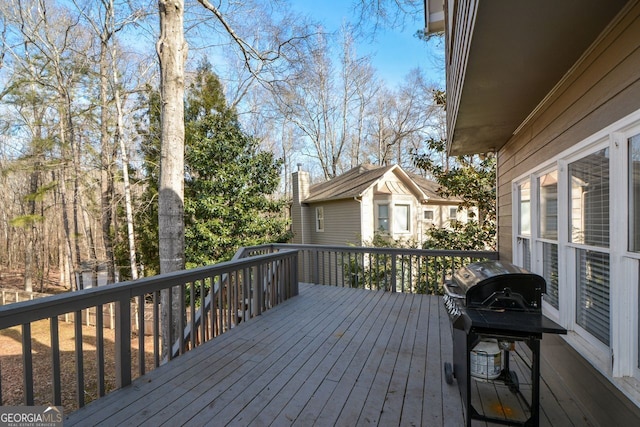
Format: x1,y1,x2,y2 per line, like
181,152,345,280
274,27,376,179
363,68,438,170
353,0,424,33
72,0,145,283
0,0,98,290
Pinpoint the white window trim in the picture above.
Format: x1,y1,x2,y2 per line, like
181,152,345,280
375,200,414,235
394,203,411,234
375,202,390,234
424,209,435,222
511,109,640,396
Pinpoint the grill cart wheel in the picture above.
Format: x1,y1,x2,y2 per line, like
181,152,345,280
444,362,454,384
508,370,519,393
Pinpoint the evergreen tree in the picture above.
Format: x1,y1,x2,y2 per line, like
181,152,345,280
413,138,496,251
134,59,290,274
183,60,290,266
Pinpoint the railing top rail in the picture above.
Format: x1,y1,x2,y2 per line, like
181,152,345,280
0,250,298,330
260,243,498,259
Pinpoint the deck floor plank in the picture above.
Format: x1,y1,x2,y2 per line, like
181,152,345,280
290,289,388,426
246,289,392,426
64,284,611,427
138,287,344,426
201,286,381,426
274,291,407,426
308,292,400,427
400,295,429,426
161,286,363,426
354,292,412,425
331,292,407,427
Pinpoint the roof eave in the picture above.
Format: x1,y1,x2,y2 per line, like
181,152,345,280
446,0,629,156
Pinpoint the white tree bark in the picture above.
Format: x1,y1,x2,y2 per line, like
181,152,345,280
157,0,187,359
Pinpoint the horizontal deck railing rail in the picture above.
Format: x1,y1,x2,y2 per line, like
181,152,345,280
239,244,498,294
0,250,298,412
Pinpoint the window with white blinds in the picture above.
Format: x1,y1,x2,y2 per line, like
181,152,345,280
542,242,559,309
539,171,558,240
576,249,610,346
518,182,531,236
538,171,559,310
569,148,610,247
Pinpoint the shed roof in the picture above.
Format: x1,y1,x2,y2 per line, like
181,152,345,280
304,164,452,204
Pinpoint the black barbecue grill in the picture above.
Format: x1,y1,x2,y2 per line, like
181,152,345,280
443,260,566,427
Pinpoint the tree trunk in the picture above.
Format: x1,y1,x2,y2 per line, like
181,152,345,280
100,34,117,285
113,41,139,281
157,0,187,360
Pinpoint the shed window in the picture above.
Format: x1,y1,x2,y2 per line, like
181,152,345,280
424,210,434,221
377,204,389,232
316,207,324,232
395,204,410,232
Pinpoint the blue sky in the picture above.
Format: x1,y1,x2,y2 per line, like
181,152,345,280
290,0,444,87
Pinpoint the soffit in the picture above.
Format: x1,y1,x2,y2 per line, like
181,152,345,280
449,0,629,155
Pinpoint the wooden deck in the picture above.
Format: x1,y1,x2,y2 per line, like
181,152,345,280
64,284,620,426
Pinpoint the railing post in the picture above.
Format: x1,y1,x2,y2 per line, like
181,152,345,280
314,250,319,284
115,296,132,388
391,254,397,292
74,311,85,408
253,265,262,315
291,252,299,296
21,323,33,405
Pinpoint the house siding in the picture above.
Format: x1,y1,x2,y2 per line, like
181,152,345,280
309,199,362,246
497,2,640,260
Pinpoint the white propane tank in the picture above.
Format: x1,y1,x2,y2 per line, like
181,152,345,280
470,339,502,380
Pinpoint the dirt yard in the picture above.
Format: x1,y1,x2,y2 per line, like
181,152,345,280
0,269,157,413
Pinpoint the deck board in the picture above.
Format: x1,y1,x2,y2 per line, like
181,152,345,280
65,284,610,426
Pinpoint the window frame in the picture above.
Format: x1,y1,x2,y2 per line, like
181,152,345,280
376,203,390,233
315,206,324,232
448,207,458,221
512,131,634,379
424,209,435,222
394,204,411,233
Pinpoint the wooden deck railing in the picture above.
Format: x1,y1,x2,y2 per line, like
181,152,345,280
239,244,498,294
0,244,497,413
0,250,298,411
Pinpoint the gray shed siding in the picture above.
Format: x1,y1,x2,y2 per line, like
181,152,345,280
497,3,640,260
309,199,362,246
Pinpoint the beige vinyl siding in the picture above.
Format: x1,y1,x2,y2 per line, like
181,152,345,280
497,3,640,260
309,199,362,246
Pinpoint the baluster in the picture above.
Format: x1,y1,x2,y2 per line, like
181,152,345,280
96,305,106,396
74,310,85,407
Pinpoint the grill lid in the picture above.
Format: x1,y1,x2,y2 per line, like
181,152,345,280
452,260,546,310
